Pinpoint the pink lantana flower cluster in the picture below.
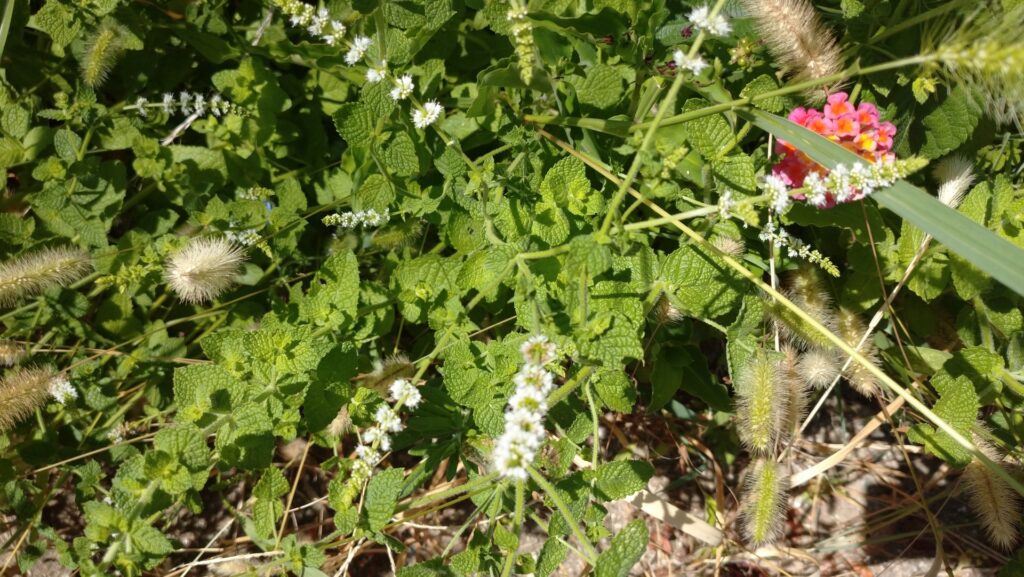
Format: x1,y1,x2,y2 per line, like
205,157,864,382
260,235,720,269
773,92,897,208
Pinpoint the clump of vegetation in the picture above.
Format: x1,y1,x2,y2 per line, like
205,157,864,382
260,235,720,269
1,0,1024,575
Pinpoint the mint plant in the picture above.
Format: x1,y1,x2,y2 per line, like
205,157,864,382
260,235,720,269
2,0,1024,575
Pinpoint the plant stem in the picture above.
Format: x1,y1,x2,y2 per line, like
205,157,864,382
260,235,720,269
547,365,595,407
526,465,599,564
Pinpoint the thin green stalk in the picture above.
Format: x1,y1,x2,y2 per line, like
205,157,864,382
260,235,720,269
547,365,596,407
402,472,500,511
0,0,16,63
637,55,932,132
583,381,600,469
526,465,599,564
597,0,728,236
499,481,526,577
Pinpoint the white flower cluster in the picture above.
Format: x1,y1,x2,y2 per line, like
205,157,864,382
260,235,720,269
345,36,373,65
49,374,78,405
130,92,235,118
718,189,736,219
354,379,421,468
673,49,708,75
412,101,444,129
689,4,731,36
390,74,415,101
762,174,791,214
224,228,261,247
493,335,559,480
322,208,390,229
275,0,347,45
801,157,916,207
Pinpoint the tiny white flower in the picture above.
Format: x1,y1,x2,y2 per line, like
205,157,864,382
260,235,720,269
345,36,372,65
366,61,388,83
162,93,175,115
49,375,77,405
363,426,392,451
389,378,422,409
412,100,443,129
390,74,415,101
763,174,791,214
519,334,557,366
192,93,206,116
513,365,555,396
375,405,403,433
134,96,149,117
673,49,708,75
179,92,192,115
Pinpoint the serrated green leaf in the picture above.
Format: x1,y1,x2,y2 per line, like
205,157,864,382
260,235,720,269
920,87,981,159
333,102,375,148
585,460,653,500
681,98,733,160
595,519,648,577
593,368,636,412
365,467,405,531
253,466,288,539
575,64,624,110
384,131,419,177
660,243,743,320
908,371,979,467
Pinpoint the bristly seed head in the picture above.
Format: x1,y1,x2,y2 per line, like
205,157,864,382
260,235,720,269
163,237,245,304
0,246,93,308
0,366,56,432
933,155,975,210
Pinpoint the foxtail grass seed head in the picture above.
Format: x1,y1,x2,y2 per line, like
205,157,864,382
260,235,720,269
962,433,1022,549
740,0,841,86
371,219,422,250
327,406,352,437
357,354,415,396
836,307,879,396
0,340,24,367
653,293,685,324
711,235,746,258
740,458,789,546
735,350,786,455
797,348,840,390
0,246,92,307
934,7,1024,128
80,21,127,88
163,237,245,304
780,345,809,435
933,155,975,209
766,268,838,349
0,367,55,432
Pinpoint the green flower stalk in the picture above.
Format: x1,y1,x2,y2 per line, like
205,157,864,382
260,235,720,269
0,246,92,307
740,458,788,546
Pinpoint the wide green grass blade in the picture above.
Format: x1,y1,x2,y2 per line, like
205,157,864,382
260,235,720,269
739,108,1024,297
